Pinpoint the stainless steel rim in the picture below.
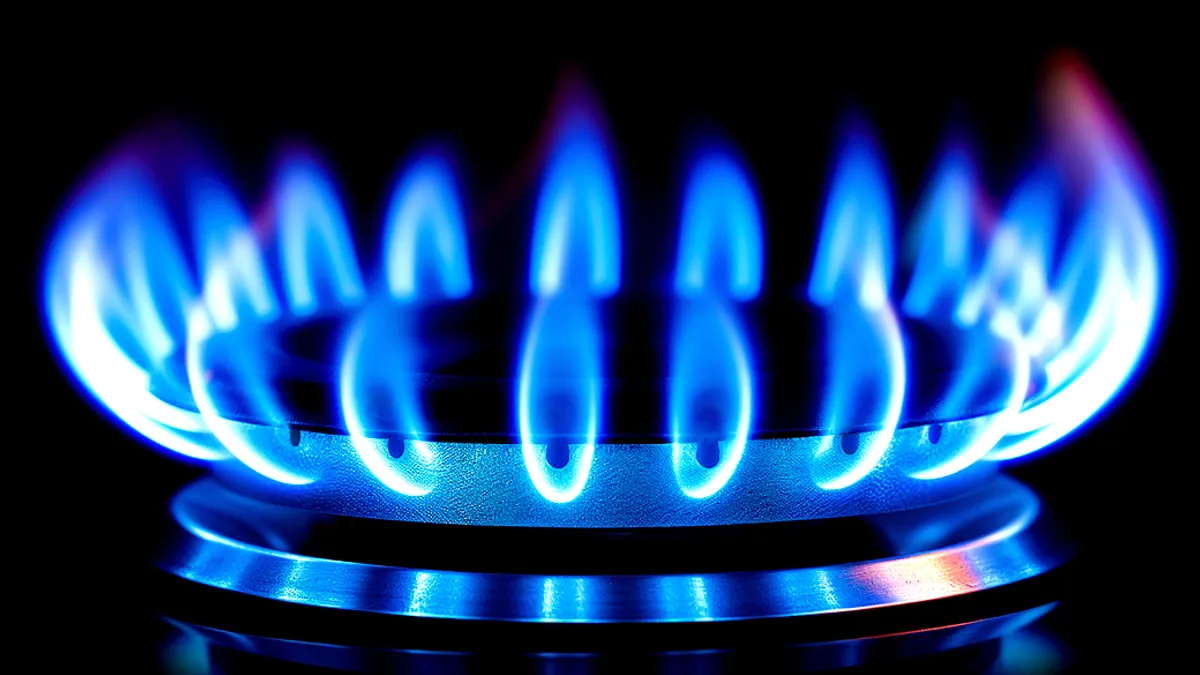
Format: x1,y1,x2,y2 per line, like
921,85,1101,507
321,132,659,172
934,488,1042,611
210,417,1000,527
157,475,1066,623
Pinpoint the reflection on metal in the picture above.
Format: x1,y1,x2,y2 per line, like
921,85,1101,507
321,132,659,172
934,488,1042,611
159,475,1064,622
163,604,1057,670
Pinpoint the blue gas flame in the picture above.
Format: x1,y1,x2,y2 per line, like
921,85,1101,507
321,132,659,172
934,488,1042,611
909,310,1031,480
955,166,1061,331
518,297,602,503
990,164,1161,459
527,108,620,297
808,125,906,490
338,153,472,495
188,170,281,331
669,149,759,498
41,58,1166,504
517,104,617,503
338,304,438,496
184,168,314,485
668,299,754,499
274,151,366,315
901,147,1033,479
382,154,473,301
902,142,977,320
675,152,763,300
43,161,225,461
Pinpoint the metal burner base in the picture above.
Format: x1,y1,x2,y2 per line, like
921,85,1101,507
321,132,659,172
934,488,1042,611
156,475,1067,626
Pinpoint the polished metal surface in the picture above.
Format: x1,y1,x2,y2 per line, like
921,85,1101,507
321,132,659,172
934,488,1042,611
212,417,1000,527
164,603,1057,671
158,475,1065,622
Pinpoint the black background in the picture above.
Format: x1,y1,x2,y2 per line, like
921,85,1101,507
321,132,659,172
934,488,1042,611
18,21,1190,672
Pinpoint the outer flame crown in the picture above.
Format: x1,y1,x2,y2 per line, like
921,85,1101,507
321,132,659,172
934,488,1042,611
43,56,1163,528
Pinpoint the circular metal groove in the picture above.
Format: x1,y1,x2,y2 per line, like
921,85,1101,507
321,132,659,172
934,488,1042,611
157,475,1066,623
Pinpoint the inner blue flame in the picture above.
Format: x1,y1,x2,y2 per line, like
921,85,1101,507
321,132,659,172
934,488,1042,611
517,104,617,503
808,126,906,490
669,149,759,499
189,170,280,331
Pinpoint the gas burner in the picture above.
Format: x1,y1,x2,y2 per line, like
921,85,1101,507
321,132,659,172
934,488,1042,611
41,52,1163,666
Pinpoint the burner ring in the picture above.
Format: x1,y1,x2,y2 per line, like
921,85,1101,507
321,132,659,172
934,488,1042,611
209,418,1000,526
157,475,1065,623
